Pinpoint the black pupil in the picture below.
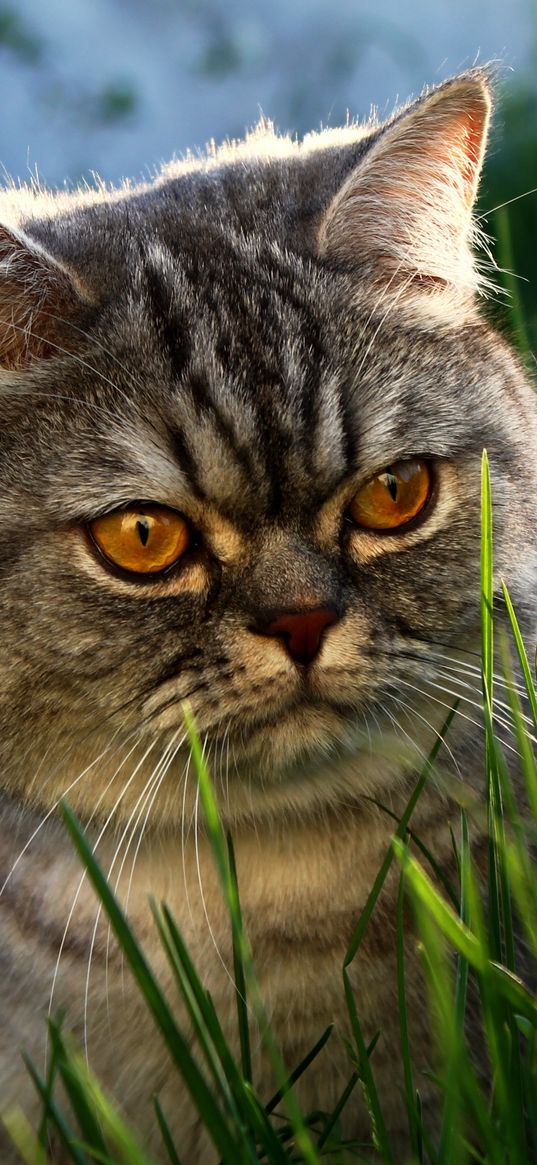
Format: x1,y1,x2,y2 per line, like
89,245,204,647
384,471,398,502
137,517,151,547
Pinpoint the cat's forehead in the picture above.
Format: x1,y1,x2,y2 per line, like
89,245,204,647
99,227,356,519
16,169,512,527
80,276,498,532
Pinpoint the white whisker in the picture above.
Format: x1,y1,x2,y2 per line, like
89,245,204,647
46,736,157,1062
1,729,129,898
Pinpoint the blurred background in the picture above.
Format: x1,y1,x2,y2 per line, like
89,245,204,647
0,0,536,347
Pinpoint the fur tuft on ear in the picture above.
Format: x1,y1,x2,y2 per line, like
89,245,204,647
317,72,494,317
0,223,90,370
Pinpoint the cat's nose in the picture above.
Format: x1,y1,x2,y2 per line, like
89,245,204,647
255,606,340,665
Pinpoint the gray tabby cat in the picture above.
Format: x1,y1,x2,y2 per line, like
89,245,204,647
0,69,536,1162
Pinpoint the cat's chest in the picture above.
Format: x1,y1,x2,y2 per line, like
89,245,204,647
127,809,399,1001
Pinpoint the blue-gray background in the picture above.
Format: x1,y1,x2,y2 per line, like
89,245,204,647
1,0,536,342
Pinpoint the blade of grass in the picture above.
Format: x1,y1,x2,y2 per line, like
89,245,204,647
402,840,507,1165
37,1013,62,1154
344,704,458,967
237,1084,290,1165
480,453,505,963
153,1098,186,1165
263,1025,334,1117
47,1021,109,1161
182,704,321,1165
499,626,537,831
501,580,537,732
22,1055,90,1165
154,905,267,1163
481,457,530,1163
438,811,470,1163
393,839,537,1021
227,835,252,1085
57,1055,153,1165
150,901,243,1124
2,1108,54,1165
365,797,459,910
315,1072,359,1152
343,968,394,1163
395,862,419,1159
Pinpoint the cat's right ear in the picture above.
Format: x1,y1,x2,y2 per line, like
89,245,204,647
0,223,90,370
317,72,493,323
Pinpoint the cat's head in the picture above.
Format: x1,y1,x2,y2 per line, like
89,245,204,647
0,71,535,827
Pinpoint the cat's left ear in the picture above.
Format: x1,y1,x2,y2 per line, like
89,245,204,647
318,72,492,319
0,222,91,371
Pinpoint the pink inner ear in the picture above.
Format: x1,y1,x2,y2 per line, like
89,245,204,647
442,108,488,205
460,113,487,198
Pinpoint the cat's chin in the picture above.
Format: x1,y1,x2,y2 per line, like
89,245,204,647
194,699,422,826
214,698,407,782
231,700,357,770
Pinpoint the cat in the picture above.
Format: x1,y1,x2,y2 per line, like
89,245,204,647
0,67,536,1163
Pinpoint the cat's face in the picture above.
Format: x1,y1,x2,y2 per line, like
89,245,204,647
0,72,536,826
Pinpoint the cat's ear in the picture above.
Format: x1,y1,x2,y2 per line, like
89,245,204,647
0,223,90,370
318,73,492,317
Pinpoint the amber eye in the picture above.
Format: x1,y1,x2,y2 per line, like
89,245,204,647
89,504,191,574
349,459,431,531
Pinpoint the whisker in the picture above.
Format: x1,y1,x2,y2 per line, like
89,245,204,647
99,732,184,1020
0,315,136,405
434,666,534,729
1,729,131,898
123,732,185,916
47,736,157,1057
38,307,148,396
388,691,462,779
477,186,537,221
396,676,523,758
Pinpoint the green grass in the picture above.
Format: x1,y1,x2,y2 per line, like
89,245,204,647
3,449,537,1165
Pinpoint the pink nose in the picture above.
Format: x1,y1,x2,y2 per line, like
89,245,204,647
258,606,339,665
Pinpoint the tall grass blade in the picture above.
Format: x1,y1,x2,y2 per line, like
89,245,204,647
393,840,537,1019
2,1109,54,1165
342,968,394,1163
153,1098,185,1165
55,1055,153,1165
501,581,537,731
395,863,419,1159
263,1025,333,1117
227,835,252,1085
182,705,322,1165
22,1055,89,1165
344,704,458,967
47,1021,109,1161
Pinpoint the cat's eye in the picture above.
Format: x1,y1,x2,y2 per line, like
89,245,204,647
89,504,191,575
349,459,431,531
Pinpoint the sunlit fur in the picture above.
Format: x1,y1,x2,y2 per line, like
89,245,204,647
0,71,536,1162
